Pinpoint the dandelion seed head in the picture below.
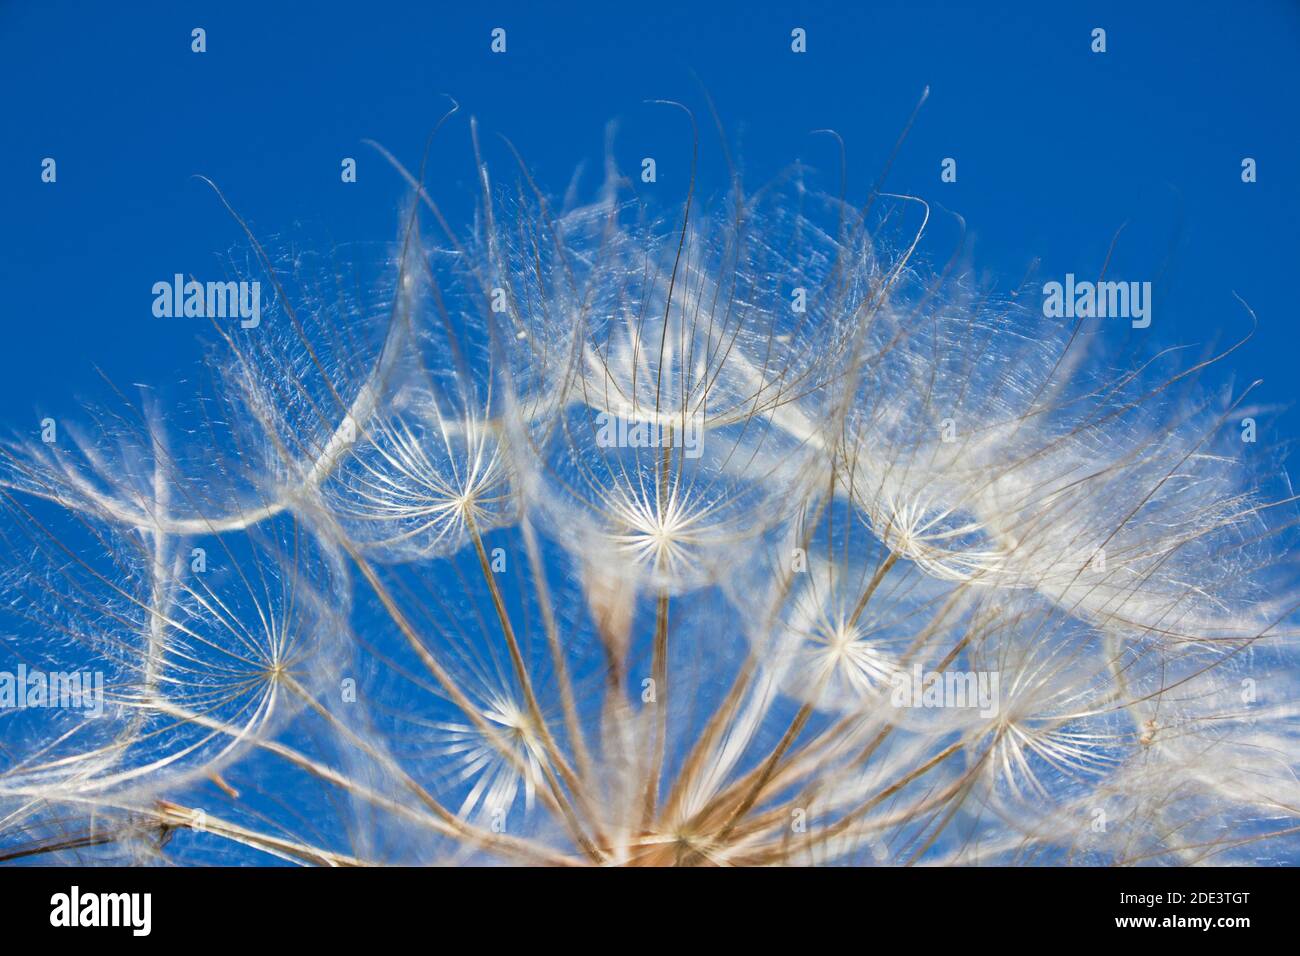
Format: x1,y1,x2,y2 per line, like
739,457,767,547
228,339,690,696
2,112,1297,868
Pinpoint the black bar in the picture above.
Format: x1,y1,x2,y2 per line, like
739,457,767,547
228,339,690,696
0,865,1284,942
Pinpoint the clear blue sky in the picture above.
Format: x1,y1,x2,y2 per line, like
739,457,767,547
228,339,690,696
2,0,1297,446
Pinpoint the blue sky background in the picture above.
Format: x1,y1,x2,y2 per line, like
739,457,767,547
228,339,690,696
3,0,1298,454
